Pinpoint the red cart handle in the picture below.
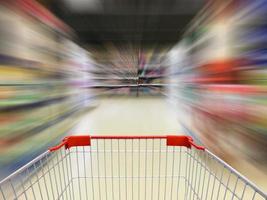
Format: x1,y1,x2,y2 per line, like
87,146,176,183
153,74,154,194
49,135,205,152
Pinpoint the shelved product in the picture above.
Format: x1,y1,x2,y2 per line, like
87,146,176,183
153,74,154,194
167,0,267,190
0,1,95,178
89,45,169,95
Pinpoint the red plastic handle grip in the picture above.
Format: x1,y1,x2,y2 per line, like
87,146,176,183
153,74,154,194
167,135,205,150
49,136,90,151
49,135,204,151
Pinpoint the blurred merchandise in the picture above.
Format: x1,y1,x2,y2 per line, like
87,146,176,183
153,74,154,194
88,44,169,95
0,1,95,178
167,0,267,190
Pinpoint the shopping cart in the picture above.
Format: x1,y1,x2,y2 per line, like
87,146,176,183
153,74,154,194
0,135,266,200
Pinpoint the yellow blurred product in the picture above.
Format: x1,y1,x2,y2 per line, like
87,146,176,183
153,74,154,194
0,66,45,81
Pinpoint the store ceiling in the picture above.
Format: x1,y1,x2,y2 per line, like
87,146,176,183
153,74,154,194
50,0,205,45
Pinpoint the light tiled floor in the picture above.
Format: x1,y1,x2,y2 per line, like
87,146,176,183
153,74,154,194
72,96,182,135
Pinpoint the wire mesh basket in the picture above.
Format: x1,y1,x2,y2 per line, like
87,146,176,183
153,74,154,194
0,135,266,200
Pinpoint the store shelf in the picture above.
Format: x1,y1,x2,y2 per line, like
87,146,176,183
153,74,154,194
0,2,95,176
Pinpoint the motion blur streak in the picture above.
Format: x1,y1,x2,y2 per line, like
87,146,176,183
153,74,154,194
0,0,266,193
0,1,94,178
167,0,267,190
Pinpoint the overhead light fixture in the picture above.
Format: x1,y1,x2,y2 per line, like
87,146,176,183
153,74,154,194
63,0,102,12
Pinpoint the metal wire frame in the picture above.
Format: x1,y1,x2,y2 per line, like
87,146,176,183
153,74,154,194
0,137,266,200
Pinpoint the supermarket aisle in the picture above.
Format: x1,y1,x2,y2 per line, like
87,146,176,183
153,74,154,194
72,96,182,135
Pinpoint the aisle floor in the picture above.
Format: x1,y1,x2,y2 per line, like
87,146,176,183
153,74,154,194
72,96,182,135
